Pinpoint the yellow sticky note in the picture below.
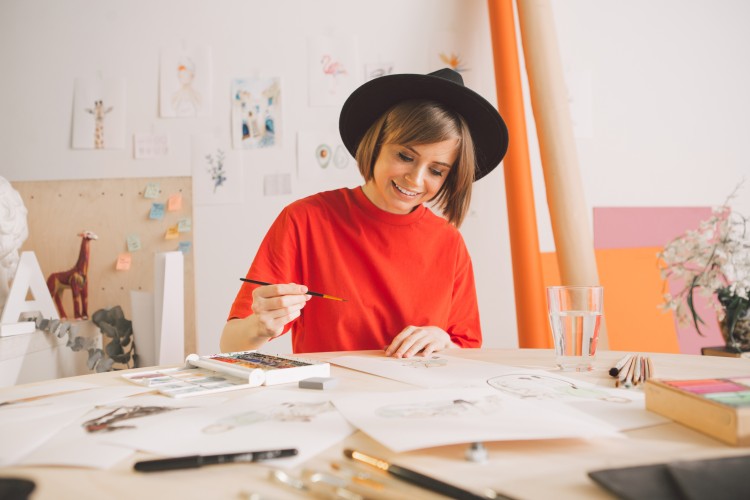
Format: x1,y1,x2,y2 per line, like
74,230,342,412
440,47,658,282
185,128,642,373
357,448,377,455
168,193,183,211
165,225,180,240
116,253,132,271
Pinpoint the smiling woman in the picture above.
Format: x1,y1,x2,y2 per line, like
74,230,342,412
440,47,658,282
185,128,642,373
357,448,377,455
221,68,509,359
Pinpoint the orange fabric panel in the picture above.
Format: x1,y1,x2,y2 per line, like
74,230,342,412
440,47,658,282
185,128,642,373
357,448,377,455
541,248,680,353
487,0,550,348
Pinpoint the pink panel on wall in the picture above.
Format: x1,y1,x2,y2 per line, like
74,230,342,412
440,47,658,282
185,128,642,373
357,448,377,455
593,207,724,354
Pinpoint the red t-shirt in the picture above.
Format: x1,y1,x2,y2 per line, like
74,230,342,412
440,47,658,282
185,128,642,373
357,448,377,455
228,187,481,353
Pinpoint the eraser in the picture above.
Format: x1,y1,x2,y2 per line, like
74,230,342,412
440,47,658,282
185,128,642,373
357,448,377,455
299,377,338,390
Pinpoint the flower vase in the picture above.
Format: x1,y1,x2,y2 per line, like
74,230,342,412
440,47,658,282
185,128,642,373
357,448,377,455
719,309,750,352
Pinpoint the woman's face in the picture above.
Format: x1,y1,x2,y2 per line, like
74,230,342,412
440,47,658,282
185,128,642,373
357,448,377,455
362,140,458,215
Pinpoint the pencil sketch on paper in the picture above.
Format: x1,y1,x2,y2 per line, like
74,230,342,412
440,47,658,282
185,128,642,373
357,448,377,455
394,357,449,369
82,405,179,433
160,47,212,118
231,78,281,149
307,36,358,106
487,374,629,403
375,395,504,419
202,401,334,433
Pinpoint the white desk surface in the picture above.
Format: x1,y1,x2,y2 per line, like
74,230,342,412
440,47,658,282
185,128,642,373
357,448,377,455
1,348,749,499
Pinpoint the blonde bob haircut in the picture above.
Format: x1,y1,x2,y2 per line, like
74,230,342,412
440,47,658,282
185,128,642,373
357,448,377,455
354,99,476,227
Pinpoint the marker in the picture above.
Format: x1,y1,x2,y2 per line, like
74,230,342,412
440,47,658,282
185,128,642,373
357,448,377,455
240,278,347,302
134,448,297,472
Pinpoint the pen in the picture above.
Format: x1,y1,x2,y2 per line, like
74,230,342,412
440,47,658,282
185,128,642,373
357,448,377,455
134,448,297,472
240,278,347,302
609,354,632,377
344,449,504,500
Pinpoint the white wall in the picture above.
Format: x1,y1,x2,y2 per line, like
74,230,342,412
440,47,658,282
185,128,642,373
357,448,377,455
2,0,749,355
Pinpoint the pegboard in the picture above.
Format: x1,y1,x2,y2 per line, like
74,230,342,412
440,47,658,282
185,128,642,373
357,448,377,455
12,177,196,356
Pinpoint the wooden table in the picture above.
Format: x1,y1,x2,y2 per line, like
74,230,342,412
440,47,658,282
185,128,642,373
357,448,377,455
1,349,749,499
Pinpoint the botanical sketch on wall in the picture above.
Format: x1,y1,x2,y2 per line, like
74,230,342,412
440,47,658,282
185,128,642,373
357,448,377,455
72,78,126,150
191,135,243,205
160,46,212,117
231,77,281,149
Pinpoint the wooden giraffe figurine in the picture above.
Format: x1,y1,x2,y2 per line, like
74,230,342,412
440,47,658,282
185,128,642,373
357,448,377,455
46,231,98,320
85,100,113,149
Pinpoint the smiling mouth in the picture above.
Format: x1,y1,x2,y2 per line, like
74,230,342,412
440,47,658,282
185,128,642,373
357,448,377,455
393,181,420,197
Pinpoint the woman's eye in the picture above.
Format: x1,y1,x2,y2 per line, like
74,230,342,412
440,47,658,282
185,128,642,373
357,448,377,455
397,152,413,162
430,168,444,177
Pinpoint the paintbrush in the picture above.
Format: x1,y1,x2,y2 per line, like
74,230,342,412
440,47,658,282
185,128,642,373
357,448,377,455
239,278,347,302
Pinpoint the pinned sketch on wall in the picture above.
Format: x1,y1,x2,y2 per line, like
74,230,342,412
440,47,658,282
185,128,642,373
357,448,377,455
263,173,292,197
431,30,471,73
72,78,126,149
231,78,281,149
133,134,169,159
191,135,243,205
297,131,360,194
308,36,358,106
160,47,212,117
364,62,394,81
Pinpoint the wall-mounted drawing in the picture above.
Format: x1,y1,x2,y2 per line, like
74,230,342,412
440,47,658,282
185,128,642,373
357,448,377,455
231,77,281,149
297,131,360,194
431,30,472,74
191,135,242,205
72,78,125,150
364,62,394,81
160,47,212,117
308,36,358,106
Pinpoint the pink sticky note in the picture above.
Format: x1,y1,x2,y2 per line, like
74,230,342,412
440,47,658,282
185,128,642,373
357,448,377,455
168,193,183,212
116,253,132,271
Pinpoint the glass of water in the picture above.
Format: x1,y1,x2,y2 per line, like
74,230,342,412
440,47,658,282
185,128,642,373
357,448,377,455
546,286,603,371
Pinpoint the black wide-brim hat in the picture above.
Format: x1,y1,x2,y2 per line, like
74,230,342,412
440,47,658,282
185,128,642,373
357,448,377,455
339,68,509,181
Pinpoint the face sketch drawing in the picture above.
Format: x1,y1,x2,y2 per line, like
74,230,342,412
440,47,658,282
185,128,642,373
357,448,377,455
487,374,629,403
202,401,334,434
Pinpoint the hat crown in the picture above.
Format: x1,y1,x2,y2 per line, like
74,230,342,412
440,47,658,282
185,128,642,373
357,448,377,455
429,68,464,87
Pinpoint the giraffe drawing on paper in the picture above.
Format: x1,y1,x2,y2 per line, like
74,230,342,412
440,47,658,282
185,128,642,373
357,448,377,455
85,100,113,149
47,231,98,320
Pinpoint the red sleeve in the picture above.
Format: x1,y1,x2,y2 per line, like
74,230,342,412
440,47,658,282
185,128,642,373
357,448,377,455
446,238,482,348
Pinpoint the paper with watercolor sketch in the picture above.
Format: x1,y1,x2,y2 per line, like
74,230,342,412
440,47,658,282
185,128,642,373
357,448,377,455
72,78,126,149
364,62,394,81
308,35,359,106
19,394,225,469
0,386,150,466
331,387,619,453
191,135,243,205
122,351,329,398
296,130,360,194
134,133,169,159
160,46,212,117
263,173,292,196
333,354,665,431
331,353,524,388
101,389,356,469
231,77,281,149
431,30,471,73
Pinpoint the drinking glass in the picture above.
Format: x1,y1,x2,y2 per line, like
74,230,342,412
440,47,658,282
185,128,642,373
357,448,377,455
546,286,603,371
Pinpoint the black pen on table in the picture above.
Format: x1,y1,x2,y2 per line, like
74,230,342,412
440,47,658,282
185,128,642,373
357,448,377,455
240,278,347,302
134,448,298,472
344,448,509,500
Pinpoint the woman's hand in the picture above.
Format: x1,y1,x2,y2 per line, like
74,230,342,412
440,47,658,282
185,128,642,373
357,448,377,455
251,282,311,339
384,325,457,358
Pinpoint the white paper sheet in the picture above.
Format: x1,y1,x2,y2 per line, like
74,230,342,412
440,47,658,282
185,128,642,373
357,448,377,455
100,388,356,469
331,387,620,453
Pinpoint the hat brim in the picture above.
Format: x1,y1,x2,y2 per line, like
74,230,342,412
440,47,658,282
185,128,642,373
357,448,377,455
339,73,508,181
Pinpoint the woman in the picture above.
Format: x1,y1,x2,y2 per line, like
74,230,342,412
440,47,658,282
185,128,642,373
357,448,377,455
221,68,508,358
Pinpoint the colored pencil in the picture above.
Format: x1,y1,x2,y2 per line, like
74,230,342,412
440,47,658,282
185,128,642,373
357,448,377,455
240,278,347,302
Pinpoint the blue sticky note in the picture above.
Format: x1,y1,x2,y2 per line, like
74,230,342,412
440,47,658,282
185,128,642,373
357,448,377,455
178,241,192,254
149,203,165,220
